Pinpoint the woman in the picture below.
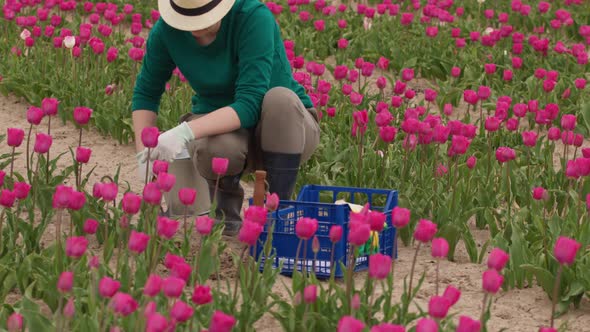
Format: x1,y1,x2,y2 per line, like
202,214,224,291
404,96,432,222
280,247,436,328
132,0,320,235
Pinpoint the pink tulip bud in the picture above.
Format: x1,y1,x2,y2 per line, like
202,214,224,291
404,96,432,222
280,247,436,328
303,285,317,303
162,276,185,298
484,116,500,132
62,297,75,318
456,316,481,332
57,271,74,293
209,310,237,332
414,219,437,243
141,127,159,148
175,188,196,206
142,182,162,205
34,133,52,154
65,236,88,258
263,192,279,212
120,192,141,215
99,277,121,298
351,293,361,310
211,157,229,176
553,236,581,265
143,274,162,297
463,90,478,105
441,285,461,306
238,221,263,246
329,225,343,243
192,284,213,305
295,217,318,240
6,128,24,147
337,38,348,49
482,269,504,293
547,127,561,141
0,181,15,204
12,182,30,200
561,114,576,131
401,68,414,81
391,207,410,228
109,292,138,316
574,78,586,89
244,206,268,225
477,86,491,100
74,146,92,163
157,216,179,239
52,185,73,209
487,248,509,271
416,318,438,332
98,182,116,202
369,253,392,280
26,106,44,125
431,238,449,258
146,312,167,331
367,211,386,232
156,172,175,192
532,187,548,201
170,300,194,322
128,230,150,254
348,222,371,246
337,316,365,332
539,328,557,332
81,218,99,234
152,160,169,174
495,147,516,163
41,98,59,116
428,295,451,319
522,131,538,147
72,107,92,125
192,216,213,235
6,312,23,332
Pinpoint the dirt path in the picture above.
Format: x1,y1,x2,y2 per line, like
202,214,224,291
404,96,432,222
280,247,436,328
0,93,589,331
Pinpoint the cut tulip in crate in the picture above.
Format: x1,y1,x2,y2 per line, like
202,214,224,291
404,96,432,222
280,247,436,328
251,185,399,278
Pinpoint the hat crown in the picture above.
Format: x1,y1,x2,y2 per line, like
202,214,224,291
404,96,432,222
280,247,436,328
173,0,212,9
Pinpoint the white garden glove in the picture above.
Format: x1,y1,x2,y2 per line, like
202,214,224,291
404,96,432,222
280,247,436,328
136,151,152,182
138,122,195,163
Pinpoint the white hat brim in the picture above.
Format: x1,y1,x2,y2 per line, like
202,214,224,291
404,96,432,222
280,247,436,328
158,0,236,31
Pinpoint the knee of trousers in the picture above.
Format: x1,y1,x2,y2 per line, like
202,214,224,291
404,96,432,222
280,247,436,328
261,87,305,123
192,134,248,181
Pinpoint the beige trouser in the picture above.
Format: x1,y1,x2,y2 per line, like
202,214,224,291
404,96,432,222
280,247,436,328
183,86,320,181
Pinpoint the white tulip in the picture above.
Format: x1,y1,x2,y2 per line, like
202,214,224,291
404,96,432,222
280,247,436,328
20,29,31,40
63,36,76,49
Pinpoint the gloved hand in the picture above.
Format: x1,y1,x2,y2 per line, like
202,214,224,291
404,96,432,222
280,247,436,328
138,122,195,163
136,151,152,182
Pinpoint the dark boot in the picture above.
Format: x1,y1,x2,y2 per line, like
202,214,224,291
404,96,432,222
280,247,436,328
208,174,244,236
262,152,302,202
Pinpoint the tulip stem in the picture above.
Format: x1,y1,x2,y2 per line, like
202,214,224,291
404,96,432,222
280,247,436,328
183,206,188,241
145,148,151,185
328,242,336,295
192,234,202,286
302,240,308,281
550,265,563,328
46,116,51,184
346,245,357,314
294,239,302,275
26,124,32,178
408,242,421,298
9,147,15,179
0,209,5,252
436,259,440,295
480,292,489,324
233,245,248,305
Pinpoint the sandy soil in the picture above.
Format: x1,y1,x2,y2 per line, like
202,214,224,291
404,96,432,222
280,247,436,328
1,93,589,331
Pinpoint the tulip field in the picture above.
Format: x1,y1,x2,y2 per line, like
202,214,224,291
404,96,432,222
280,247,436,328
1,0,590,331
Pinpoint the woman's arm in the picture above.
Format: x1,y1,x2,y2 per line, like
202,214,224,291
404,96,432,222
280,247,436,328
132,110,158,152
186,106,241,139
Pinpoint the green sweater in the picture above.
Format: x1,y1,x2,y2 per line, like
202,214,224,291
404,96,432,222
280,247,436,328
131,0,313,129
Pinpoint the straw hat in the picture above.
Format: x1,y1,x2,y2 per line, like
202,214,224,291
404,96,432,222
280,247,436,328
158,0,236,31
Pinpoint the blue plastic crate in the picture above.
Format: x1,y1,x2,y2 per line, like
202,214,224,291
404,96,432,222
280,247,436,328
250,185,398,279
